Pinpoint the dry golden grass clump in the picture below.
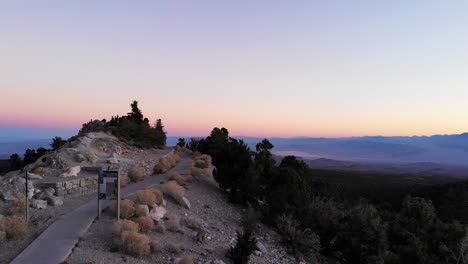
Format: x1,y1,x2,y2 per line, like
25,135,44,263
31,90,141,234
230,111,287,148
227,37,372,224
162,180,186,204
7,198,26,216
169,172,189,186
117,231,151,257
193,154,212,169
173,153,181,163
119,175,128,188
118,199,136,219
135,205,149,217
32,166,48,175
190,166,213,179
133,216,154,233
3,215,27,239
112,219,140,235
176,147,192,154
149,188,164,205
135,189,158,206
153,153,181,174
128,164,145,182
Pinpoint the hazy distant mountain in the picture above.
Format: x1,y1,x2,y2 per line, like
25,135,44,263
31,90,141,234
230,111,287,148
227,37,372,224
241,133,468,166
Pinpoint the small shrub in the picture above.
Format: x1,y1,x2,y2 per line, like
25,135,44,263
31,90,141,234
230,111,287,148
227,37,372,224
178,255,194,264
134,216,154,233
228,230,256,264
169,172,189,186
194,160,208,168
33,166,48,175
190,166,213,178
162,181,185,204
119,199,135,219
172,153,181,163
119,175,128,188
8,199,26,216
135,204,149,217
276,214,321,260
119,231,151,257
153,163,166,174
199,154,212,164
128,164,145,182
4,215,27,239
135,189,158,206
167,215,183,233
112,219,139,235
149,188,164,205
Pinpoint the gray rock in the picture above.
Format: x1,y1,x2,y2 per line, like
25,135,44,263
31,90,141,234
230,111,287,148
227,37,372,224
181,196,191,209
213,260,226,264
107,158,119,164
46,196,63,206
0,177,34,201
26,172,43,180
149,205,167,221
254,250,263,256
32,199,48,209
256,241,267,253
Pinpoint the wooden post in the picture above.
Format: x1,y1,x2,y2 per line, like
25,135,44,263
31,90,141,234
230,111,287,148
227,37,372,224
25,171,29,222
97,171,101,219
117,169,120,220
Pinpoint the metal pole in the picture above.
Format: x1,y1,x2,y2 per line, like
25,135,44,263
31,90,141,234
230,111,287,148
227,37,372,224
117,170,120,220
97,171,101,220
25,170,29,222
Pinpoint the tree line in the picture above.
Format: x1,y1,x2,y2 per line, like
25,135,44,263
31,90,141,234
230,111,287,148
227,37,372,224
190,127,467,264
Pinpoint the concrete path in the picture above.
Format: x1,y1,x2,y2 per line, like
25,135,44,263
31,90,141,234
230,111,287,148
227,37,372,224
11,158,191,264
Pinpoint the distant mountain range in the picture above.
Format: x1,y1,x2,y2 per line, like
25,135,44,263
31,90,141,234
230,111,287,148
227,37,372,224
2,133,468,167
240,133,468,166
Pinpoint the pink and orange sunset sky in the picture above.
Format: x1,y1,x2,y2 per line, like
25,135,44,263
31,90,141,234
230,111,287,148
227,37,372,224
1,1,468,140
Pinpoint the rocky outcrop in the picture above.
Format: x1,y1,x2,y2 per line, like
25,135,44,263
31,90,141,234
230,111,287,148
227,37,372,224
0,177,35,201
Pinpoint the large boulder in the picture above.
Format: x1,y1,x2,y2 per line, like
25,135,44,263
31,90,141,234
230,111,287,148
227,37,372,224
0,177,34,201
61,166,80,177
26,171,43,180
31,199,48,209
46,195,63,206
149,205,167,221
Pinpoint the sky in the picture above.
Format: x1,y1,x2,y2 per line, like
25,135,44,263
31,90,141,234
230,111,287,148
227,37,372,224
1,0,468,139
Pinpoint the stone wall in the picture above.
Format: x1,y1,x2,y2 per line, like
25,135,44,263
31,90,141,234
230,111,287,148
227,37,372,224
38,174,98,198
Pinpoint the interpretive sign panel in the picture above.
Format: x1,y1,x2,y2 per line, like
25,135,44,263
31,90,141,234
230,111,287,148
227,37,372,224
97,169,120,219
99,170,119,200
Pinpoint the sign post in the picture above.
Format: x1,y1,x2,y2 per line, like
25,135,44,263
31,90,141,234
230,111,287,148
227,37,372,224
25,170,29,222
97,168,120,220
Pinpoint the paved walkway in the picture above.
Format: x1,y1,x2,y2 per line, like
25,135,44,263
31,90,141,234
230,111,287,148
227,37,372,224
11,159,191,264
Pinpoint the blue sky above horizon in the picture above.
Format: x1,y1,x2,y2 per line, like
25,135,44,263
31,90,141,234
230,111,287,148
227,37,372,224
1,1,468,139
